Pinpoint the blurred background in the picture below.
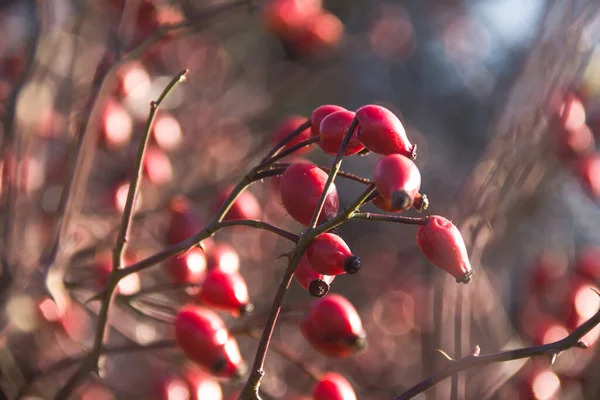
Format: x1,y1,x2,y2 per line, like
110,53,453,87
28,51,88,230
2,0,600,399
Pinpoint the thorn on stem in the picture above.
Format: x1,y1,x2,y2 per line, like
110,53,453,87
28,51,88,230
549,353,557,366
576,340,589,349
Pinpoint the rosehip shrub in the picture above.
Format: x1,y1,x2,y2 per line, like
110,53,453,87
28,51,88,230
196,269,253,316
280,161,339,226
300,294,366,357
318,110,364,155
416,216,473,283
294,252,335,297
311,104,347,137
306,233,360,275
174,306,245,379
374,153,421,212
356,104,416,159
313,372,357,400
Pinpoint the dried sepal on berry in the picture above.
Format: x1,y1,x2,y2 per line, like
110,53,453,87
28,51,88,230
373,154,421,212
294,253,335,297
307,233,360,276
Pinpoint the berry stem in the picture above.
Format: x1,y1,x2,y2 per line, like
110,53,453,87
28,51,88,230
395,305,600,400
259,118,312,165
258,135,320,168
54,70,188,400
352,212,429,225
216,220,300,242
270,162,374,185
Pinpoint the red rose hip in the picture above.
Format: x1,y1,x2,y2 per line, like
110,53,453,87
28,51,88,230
166,247,207,285
294,253,335,297
374,154,421,212
311,104,347,136
313,372,357,400
273,115,312,155
196,269,253,316
416,216,473,283
280,162,339,226
318,110,364,155
214,186,262,221
307,233,360,275
356,104,416,158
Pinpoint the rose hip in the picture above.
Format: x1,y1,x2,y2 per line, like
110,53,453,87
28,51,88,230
273,115,312,155
356,104,416,158
318,110,364,155
311,105,347,137
307,233,360,275
196,269,253,316
313,372,357,400
294,253,335,297
214,186,262,221
374,154,421,212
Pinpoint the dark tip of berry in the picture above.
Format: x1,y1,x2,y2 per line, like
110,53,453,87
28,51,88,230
391,190,413,211
212,357,227,373
456,269,474,284
239,303,255,316
309,279,330,297
350,331,368,352
231,362,248,381
409,144,418,160
344,256,361,275
357,147,371,157
414,193,429,212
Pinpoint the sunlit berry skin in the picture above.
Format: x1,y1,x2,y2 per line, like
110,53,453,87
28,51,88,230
280,162,339,226
206,242,240,274
154,375,190,400
167,247,207,285
319,110,364,155
313,372,357,400
174,306,245,379
289,12,344,56
196,269,253,316
300,294,366,357
263,0,322,39
273,115,312,155
416,216,473,283
356,104,416,158
214,186,262,221
183,366,223,400
294,253,335,297
311,105,347,137
307,233,360,275
373,154,421,212
576,152,600,199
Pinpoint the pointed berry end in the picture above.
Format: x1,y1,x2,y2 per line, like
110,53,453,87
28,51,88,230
239,303,255,316
409,144,418,160
231,363,248,382
357,147,371,157
351,331,368,352
391,190,413,211
456,269,474,284
309,279,330,297
344,256,361,275
414,194,429,212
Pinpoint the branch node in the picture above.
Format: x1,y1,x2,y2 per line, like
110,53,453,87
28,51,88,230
471,345,481,356
576,340,589,349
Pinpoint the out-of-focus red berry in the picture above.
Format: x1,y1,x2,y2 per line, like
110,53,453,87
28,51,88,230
206,242,240,274
167,197,212,248
307,233,360,276
374,154,421,211
318,110,364,155
557,93,586,132
528,249,569,294
356,104,416,158
280,162,339,226
196,269,253,316
93,252,141,296
154,375,191,400
313,372,357,400
311,105,347,137
416,216,473,283
273,115,312,155
294,252,335,297
576,246,600,283
263,0,322,39
167,247,207,285
100,99,132,150
291,12,344,56
575,152,600,199
143,146,173,185
556,124,595,158
214,186,262,221
183,366,223,400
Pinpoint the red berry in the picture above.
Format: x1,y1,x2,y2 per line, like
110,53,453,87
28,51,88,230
196,270,253,316
373,154,421,212
318,110,364,155
206,242,240,273
307,233,360,276
214,186,262,221
576,246,600,283
300,294,366,357
167,197,203,245
294,253,335,297
290,12,344,56
556,124,595,158
280,162,339,226
313,372,357,400
167,247,207,285
575,152,600,199
174,306,245,379
154,375,191,400
100,99,132,150
143,146,173,186
557,92,586,132
94,252,141,296
273,115,312,155
416,216,473,283
183,366,223,400
356,104,416,158
311,105,347,137
562,278,600,332
263,0,322,39
528,249,569,294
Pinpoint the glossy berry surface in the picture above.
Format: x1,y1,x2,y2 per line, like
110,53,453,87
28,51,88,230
356,104,416,158
311,105,347,137
307,233,360,276
166,247,207,285
214,186,262,221
374,154,421,211
174,306,245,379
294,253,335,297
416,216,473,283
313,372,357,400
273,115,312,155
300,294,366,357
280,162,339,226
318,110,364,155
197,269,253,316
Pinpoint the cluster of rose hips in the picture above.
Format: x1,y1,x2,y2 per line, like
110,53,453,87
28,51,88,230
513,247,600,398
554,92,600,199
263,0,344,57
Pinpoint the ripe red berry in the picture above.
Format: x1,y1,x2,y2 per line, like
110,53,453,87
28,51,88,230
206,242,240,273
576,246,600,283
167,247,207,285
313,372,357,400
280,162,339,226
373,154,421,212
143,146,173,186
307,233,360,275
154,375,190,400
416,216,473,283
183,366,223,400
290,12,344,56
196,269,253,316
174,306,245,379
318,110,364,155
311,105,347,137
273,115,312,155
300,294,366,357
356,104,416,158
557,92,586,132
214,186,262,221
575,152,600,199
556,124,595,158
94,252,141,296
294,253,335,297
167,197,203,245
263,0,322,39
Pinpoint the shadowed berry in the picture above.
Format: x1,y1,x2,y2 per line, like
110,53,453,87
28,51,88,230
311,105,347,137
373,154,421,212
294,253,335,297
319,110,364,155
206,242,240,274
416,216,473,283
307,233,360,275
196,269,253,316
166,247,207,285
356,104,416,158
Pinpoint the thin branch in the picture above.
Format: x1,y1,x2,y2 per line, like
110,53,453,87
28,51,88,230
395,306,600,400
216,220,299,242
269,162,374,185
351,212,428,225
259,119,312,165
258,136,320,168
